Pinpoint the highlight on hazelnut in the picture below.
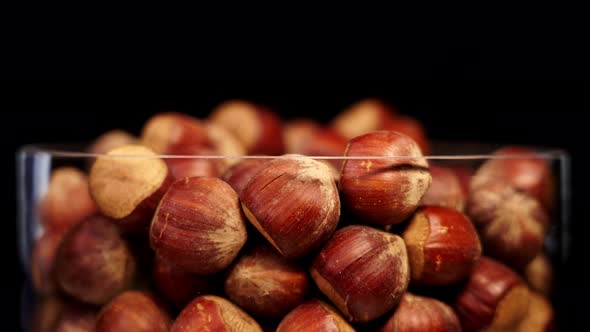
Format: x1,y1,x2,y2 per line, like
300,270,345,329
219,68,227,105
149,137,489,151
454,257,530,332
210,100,284,155
39,167,97,231
153,255,212,308
31,230,65,295
466,182,549,268
470,146,554,210
516,292,555,332
171,295,263,332
331,98,396,140
224,244,309,318
402,206,482,285
89,144,174,232
277,299,355,332
221,158,268,196
88,129,138,155
95,291,171,332
140,112,210,154
55,216,136,305
240,156,340,258
419,165,466,211
164,146,223,179
310,225,410,322
524,253,554,296
379,292,461,332
150,177,247,274
340,131,431,225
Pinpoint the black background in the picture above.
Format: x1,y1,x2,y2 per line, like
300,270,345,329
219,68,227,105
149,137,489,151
4,81,588,330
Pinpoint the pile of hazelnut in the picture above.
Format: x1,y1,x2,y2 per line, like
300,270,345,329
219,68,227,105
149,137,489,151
29,99,556,331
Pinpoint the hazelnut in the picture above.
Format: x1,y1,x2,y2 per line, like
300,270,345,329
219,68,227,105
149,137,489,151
88,129,138,155
165,146,223,179
150,177,247,274
466,182,549,268
524,253,554,296
331,98,396,139
454,257,530,332
31,230,65,295
240,156,340,258
53,302,96,332
96,291,171,332
448,165,472,197
311,225,410,322
340,131,431,226
277,299,355,332
89,145,174,232
471,147,554,210
171,295,263,332
210,100,284,155
55,216,136,305
224,244,309,318
383,116,430,155
283,119,321,154
380,293,461,332
221,158,267,196
140,112,210,154
153,255,212,308
419,165,466,211
299,129,348,169
39,167,97,231
402,206,481,285
516,292,555,332
29,296,64,332
205,122,247,171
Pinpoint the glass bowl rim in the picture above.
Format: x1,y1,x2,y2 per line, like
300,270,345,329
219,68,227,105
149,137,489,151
18,143,568,161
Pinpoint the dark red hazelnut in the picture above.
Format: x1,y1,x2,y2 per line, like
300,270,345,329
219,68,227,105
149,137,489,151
150,177,247,274
466,182,549,268
340,131,431,225
311,225,410,322
171,295,263,332
221,158,268,196
31,230,66,295
380,293,461,332
240,156,340,259
224,244,309,318
153,255,212,308
383,116,430,155
403,206,481,285
471,147,554,211
420,165,466,211
55,216,136,305
454,257,530,332
277,299,355,332
96,291,171,332
40,167,97,231
165,146,223,179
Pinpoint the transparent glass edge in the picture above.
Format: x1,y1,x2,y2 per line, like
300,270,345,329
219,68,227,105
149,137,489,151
18,143,568,160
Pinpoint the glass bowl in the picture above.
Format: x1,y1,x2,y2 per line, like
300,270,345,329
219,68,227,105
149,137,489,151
17,143,570,331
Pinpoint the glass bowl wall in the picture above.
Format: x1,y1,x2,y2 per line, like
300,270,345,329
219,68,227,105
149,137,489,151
17,143,570,331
